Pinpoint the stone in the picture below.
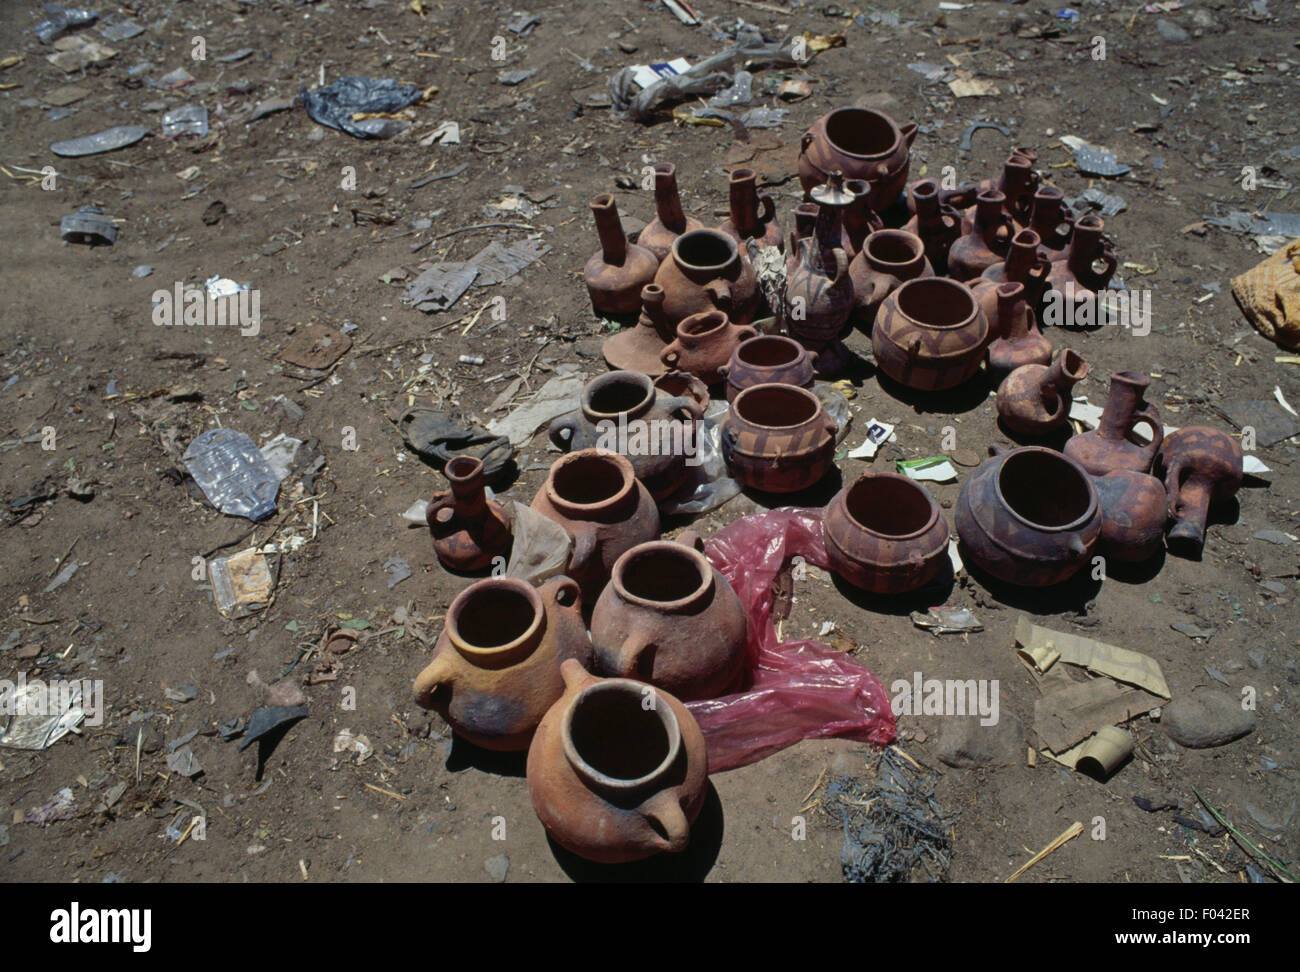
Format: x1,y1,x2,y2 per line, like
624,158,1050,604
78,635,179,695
1165,690,1255,748
484,854,509,883
1156,19,1189,42
937,713,1024,768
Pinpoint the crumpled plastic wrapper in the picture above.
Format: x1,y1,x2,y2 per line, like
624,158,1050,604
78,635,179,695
1232,237,1300,350
688,509,896,772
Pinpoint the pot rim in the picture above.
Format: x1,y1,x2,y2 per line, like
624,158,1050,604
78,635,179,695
671,228,740,275
864,229,925,270
838,471,940,541
446,577,544,661
731,382,824,431
677,309,729,340
561,678,683,792
820,105,902,161
611,539,714,612
892,277,978,330
733,333,805,370
992,446,1099,534
544,449,637,517
581,370,655,421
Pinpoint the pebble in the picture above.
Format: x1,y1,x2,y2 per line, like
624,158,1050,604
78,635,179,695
1156,19,1190,42
484,854,509,883
1165,690,1255,748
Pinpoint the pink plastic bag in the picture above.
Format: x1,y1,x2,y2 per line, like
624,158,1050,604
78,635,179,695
686,509,896,772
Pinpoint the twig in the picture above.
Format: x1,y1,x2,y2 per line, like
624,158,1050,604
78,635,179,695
432,221,534,241
1194,788,1297,883
408,162,469,189
50,537,78,578
720,0,791,14
364,783,406,801
1005,821,1083,882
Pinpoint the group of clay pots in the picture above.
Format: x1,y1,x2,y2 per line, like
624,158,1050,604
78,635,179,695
418,421,752,862
955,371,1245,586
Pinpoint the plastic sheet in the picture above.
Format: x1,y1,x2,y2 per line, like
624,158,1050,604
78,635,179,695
687,509,896,772
301,77,422,138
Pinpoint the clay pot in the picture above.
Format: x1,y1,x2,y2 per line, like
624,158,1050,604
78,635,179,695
985,281,1052,380
413,576,593,751
787,201,821,268
1092,469,1168,562
971,150,1040,226
719,334,817,403
849,229,933,332
603,285,672,375
548,371,704,502
637,162,703,263
785,173,857,375
531,450,660,601
872,277,990,391
1063,371,1163,475
798,101,918,211
975,228,1052,326
526,659,708,864
584,194,660,316
427,456,513,572
660,309,759,384
1044,214,1118,316
947,190,1013,281
1154,427,1243,551
902,179,961,275
996,349,1090,437
721,383,838,493
955,445,1102,586
718,167,783,252
1027,185,1074,257
823,472,950,593
651,229,761,330
590,532,748,700
839,177,883,258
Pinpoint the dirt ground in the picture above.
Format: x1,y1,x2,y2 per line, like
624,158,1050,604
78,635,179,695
1,0,1297,884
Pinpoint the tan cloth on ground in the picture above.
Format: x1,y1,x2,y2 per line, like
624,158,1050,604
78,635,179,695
1232,238,1300,350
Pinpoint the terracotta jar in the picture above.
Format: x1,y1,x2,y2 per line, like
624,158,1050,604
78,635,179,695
584,194,660,316
427,456,513,572
975,228,1052,323
660,309,759,384
1155,427,1243,550
1045,214,1118,313
823,472,950,594
719,334,817,403
526,660,708,864
548,371,704,502
1063,371,1163,475
947,190,1013,281
721,383,838,493
531,450,660,601
850,229,934,332
590,532,748,700
786,173,856,376
872,277,990,391
972,150,1040,226
1027,185,1074,257
839,177,883,259
648,228,761,331
985,281,1052,380
786,201,821,269
413,576,593,751
798,101,918,211
1092,470,1168,562
718,167,783,252
902,179,961,276
603,284,673,376
955,445,1102,586
996,349,1089,437
637,162,703,262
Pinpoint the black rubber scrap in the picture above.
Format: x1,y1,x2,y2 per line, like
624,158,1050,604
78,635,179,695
397,407,513,481
237,705,308,752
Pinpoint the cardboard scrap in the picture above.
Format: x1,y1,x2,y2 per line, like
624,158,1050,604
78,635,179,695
1014,615,1171,699
1033,679,1165,754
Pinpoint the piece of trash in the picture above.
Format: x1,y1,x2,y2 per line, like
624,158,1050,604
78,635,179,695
1206,210,1300,237
278,323,352,370
215,48,254,63
35,5,98,45
1059,135,1132,177
958,120,1011,152
218,716,247,742
258,433,304,483
897,457,958,483
209,548,274,618
166,746,203,778
419,120,460,145
383,556,412,589
847,420,896,460
739,106,787,129
1170,620,1215,640
1006,821,1083,882
182,428,280,521
909,62,953,83
1252,529,1292,545
0,679,85,750
44,84,89,106
59,205,116,246
662,0,700,26
43,561,79,593
466,239,552,287
163,683,198,703
51,125,149,157
160,105,209,138
1014,616,1171,697
497,69,536,86
1232,238,1300,351
132,265,153,278
1220,399,1300,447
948,73,1000,98
487,371,587,448
46,36,116,72
24,787,77,825
237,705,308,752
504,500,571,585
158,67,195,88
249,96,294,122
458,355,485,366
1070,186,1127,217
333,729,373,763
911,606,982,634
397,407,513,480
402,499,430,526
301,77,423,138
404,263,478,313
777,79,812,101
96,19,143,42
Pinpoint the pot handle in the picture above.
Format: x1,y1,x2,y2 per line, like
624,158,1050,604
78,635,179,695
988,442,1011,457
800,131,815,154
568,523,598,576
559,657,598,693
831,248,850,285
657,393,705,422
1130,403,1164,466
905,334,923,359
675,529,705,552
639,789,691,853
705,280,733,310
758,192,777,224
735,324,760,343
900,121,919,147
660,345,682,368
544,575,583,612
548,412,578,451
413,650,456,709
425,491,453,528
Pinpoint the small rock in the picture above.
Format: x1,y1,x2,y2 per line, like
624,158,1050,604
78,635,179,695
1165,690,1255,749
1156,19,1190,42
1254,529,1292,545
484,854,510,883
937,713,1024,769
